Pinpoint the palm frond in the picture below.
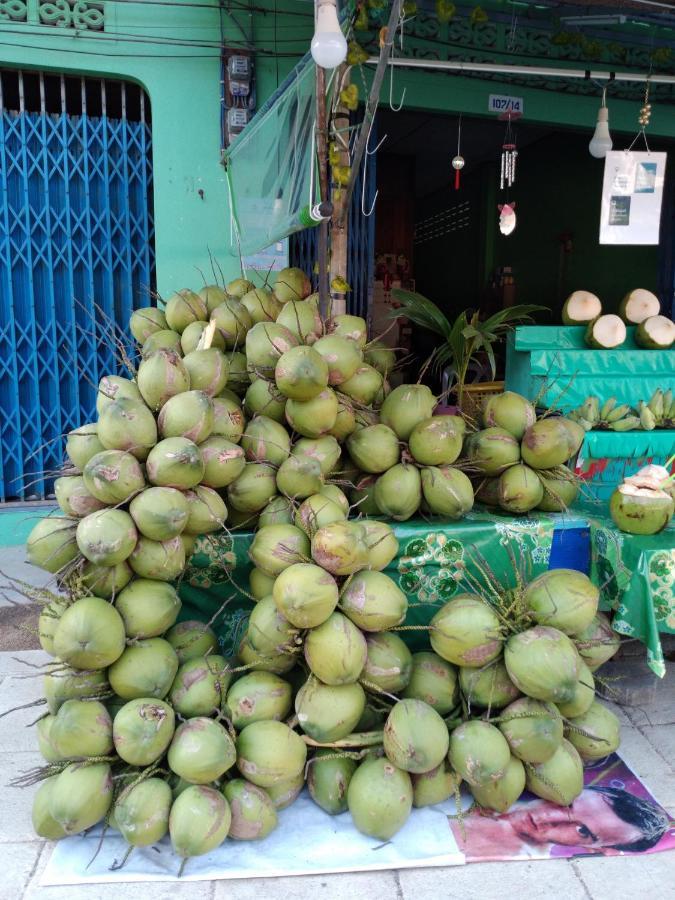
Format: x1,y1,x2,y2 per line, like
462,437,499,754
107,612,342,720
390,289,454,340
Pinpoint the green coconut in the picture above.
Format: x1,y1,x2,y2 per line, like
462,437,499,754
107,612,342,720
83,449,146,504
164,289,208,333
240,417,289,468
273,267,311,303
329,314,367,347
296,677,366,743
168,717,236,783
295,494,345,537
32,777,68,839
276,455,324,500
346,424,400,473
619,288,660,325
66,423,104,470
475,476,502,507
199,435,246,488
170,785,231,862
96,375,143,415
448,720,511,787
273,562,338,628
308,750,357,815
525,738,584,805
292,435,341,475
237,637,296,676
521,418,576,470
585,314,627,350
182,348,229,397
182,485,226,534
340,570,407,632
384,699,450,774
136,349,191,411
53,595,126,669
402,652,458,715
115,778,172,848
504,626,580,705
51,699,113,759
250,567,276,601
311,521,368,575
467,427,521,475
226,277,255,298
226,671,292,729
347,756,413,840
459,659,521,710
498,697,564,764
566,700,620,760
212,396,246,441
54,476,106,519
329,396,358,440
48,762,112,835
226,351,251,395
145,437,203,490
421,466,474,518
211,297,253,349
224,779,278,840
364,340,396,377
142,328,184,357
483,392,536,440
560,417,586,457
158,390,214,443
227,463,278,513
249,523,311,576
561,290,602,325
246,322,298,378
236,720,307,788
80,560,133,599
165,620,218,662
339,365,383,406
350,476,379,516
97,398,158,462
129,535,185,581
537,475,580,512
115,579,181,639
412,762,461,809
38,596,69,655
374,463,421,521
498,463,544,513
359,520,398,571
258,495,294,527
129,486,189,541
181,319,226,354
409,416,463,465
130,306,168,343
471,756,525,813
285,388,339,438
275,345,329,400
276,299,322,343
113,698,175,766
524,568,599,635
240,287,281,324
380,384,436,441
246,596,299,657
304,612,367,686
181,532,197,558
430,595,503,668
573,613,620,671
108,638,179,700
244,378,287,424
169,656,231,718
26,517,78,574
610,483,674,535
636,314,675,350
361,631,413,693
557,660,595,718
43,665,107,715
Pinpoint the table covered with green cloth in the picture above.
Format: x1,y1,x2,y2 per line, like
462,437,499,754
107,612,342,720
178,511,560,657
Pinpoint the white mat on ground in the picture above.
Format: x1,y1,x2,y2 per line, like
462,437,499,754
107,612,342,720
41,790,466,884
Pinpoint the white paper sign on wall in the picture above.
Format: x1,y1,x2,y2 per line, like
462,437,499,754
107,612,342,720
599,151,667,245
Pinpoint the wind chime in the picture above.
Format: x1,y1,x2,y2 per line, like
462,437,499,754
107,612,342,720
452,114,465,190
498,113,518,235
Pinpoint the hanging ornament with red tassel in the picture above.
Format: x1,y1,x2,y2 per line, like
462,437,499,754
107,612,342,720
452,114,465,190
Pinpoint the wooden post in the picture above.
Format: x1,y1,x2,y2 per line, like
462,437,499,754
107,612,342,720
330,64,350,316
315,65,331,320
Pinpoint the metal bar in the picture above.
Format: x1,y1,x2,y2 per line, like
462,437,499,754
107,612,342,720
367,56,675,85
315,64,330,318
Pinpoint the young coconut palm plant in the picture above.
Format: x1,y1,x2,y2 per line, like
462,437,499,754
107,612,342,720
390,289,544,408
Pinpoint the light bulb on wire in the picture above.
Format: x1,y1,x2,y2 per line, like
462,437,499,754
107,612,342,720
589,87,613,158
311,0,348,69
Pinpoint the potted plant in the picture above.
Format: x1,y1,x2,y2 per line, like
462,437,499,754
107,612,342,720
391,289,544,414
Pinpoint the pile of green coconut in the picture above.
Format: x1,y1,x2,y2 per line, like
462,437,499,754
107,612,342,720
18,272,618,872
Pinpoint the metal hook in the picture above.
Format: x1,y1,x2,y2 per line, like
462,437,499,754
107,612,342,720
389,50,406,112
361,117,386,217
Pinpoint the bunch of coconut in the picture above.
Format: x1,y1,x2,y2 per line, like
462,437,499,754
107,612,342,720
467,391,583,515
610,464,675,535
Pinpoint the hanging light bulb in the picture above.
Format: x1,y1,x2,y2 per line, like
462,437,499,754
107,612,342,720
311,0,348,70
589,87,613,159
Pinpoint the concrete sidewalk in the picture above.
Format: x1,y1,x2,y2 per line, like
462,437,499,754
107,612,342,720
1,646,673,900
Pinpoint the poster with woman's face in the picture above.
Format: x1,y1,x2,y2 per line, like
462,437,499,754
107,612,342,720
449,754,675,863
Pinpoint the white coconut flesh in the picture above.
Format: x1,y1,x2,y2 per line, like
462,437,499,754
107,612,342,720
590,315,626,348
617,483,671,502
622,289,660,324
626,465,675,496
640,315,675,348
564,291,602,323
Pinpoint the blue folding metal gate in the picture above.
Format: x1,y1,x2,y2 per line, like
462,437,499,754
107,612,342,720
0,70,155,501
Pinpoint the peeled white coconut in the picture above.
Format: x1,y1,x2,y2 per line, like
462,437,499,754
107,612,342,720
619,289,660,325
626,465,675,500
635,315,675,350
585,315,626,350
562,291,602,325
